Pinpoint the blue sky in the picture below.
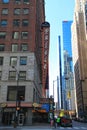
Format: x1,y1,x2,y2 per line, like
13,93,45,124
45,0,75,96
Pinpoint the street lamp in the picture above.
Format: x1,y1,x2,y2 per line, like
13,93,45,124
12,66,19,126
65,72,74,111
53,80,57,99
53,76,59,104
53,77,59,117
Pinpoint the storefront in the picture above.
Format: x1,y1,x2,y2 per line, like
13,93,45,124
0,102,33,126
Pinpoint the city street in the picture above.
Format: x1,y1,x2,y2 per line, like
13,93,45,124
0,121,87,130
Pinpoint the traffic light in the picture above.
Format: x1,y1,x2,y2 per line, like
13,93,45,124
16,107,20,110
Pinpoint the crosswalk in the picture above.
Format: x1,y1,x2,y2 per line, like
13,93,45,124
18,127,87,130
0,126,87,129
57,126,87,129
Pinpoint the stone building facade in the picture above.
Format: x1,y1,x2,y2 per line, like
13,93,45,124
72,0,87,118
0,0,50,125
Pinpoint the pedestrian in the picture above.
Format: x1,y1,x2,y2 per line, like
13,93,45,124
50,117,54,128
54,117,57,128
56,116,61,127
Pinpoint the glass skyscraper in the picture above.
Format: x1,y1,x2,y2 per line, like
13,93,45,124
62,20,75,110
62,21,73,57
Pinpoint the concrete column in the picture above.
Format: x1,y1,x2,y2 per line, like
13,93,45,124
25,109,33,125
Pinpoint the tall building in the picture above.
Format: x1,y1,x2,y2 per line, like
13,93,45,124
62,21,75,111
58,36,62,109
0,0,50,125
63,50,75,111
72,0,87,118
62,21,73,58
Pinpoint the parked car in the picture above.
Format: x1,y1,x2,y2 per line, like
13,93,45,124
60,116,72,127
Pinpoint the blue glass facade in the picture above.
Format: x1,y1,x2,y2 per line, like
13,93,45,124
62,21,74,110
62,21,73,57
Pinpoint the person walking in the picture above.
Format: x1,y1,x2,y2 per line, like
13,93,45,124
56,116,61,127
50,117,54,128
54,117,57,128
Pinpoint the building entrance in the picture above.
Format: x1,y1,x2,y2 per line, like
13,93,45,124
2,112,13,125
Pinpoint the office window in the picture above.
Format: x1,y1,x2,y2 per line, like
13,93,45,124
0,44,5,51
23,8,29,15
10,57,17,66
21,32,28,39
11,44,18,52
23,0,29,4
14,8,21,15
12,32,19,39
19,71,26,80
85,106,87,111
17,86,25,101
20,57,27,65
0,71,2,79
7,86,25,101
22,19,29,26
15,0,21,4
0,57,3,65
1,8,8,15
13,19,20,27
33,88,35,102
21,43,28,51
9,71,16,80
0,32,6,39
2,0,9,3
1,20,7,27
7,86,16,101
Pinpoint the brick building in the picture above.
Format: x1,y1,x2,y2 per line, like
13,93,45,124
0,0,50,125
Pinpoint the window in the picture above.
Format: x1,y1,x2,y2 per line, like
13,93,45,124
22,19,29,26
9,71,16,80
1,20,7,27
10,57,17,66
85,106,87,111
0,57,3,65
12,32,19,39
13,19,20,27
33,88,35,102
2,0,9,3
1,8,8,15
0,71,2,79
7,86,16,101
15,0,21,4
17,86,25,101
14,8,21,15
20,57,27,65
0,44,5,51
7,86,25,101
11,44,18,52
21,32,28,39
21,43,28,51
23,0,29,4
19,71,26,80
23,8,29,15
0,32,6,39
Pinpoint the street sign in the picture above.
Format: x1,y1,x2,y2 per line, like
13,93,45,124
41,104,49,112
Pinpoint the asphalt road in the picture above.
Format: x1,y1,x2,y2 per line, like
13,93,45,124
0,121,87,130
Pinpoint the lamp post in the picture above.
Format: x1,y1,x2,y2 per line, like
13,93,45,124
53,76,59,106
53,80,57,100
53,77,59,118
12,66,19,126
65,72,74,111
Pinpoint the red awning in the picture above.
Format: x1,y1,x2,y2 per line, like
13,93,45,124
6,102,32,107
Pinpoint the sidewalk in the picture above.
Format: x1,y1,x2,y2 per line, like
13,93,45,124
0,123,51,129
24,123,51,129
